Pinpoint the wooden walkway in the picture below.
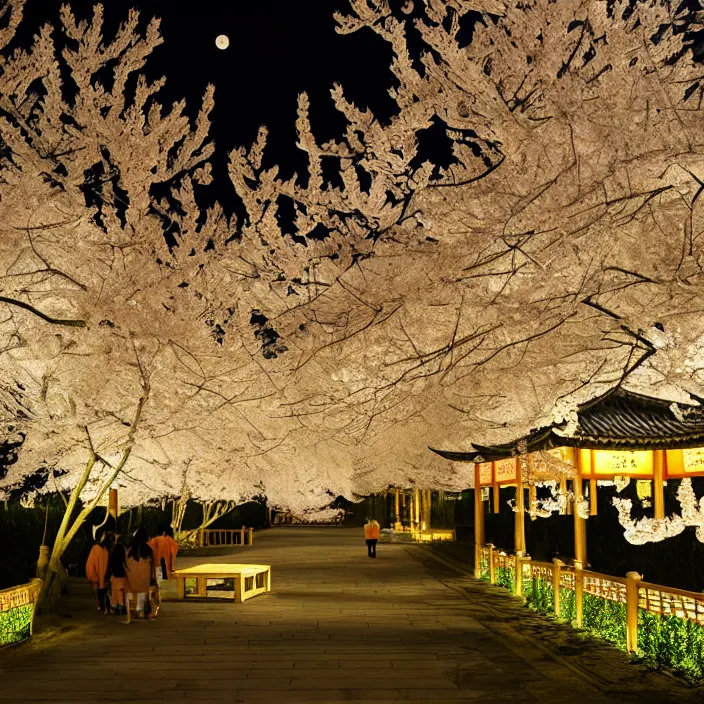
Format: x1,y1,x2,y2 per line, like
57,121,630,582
0,527,701,703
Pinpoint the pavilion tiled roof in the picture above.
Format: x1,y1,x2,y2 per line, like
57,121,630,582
430,387,704,463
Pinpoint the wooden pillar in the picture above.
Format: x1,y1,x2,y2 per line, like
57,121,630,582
492,462,500,514
560,477,570,515
248,527,254,546
488,543,496,584
574,559,584,628
108,488,118,520
514,457,526,555
589,479,598,516
474,463,485,579
574,449,588,566
653,450,665,520
515,553,529,597
552,558,564,617
625,571,642,653
394,489,401,530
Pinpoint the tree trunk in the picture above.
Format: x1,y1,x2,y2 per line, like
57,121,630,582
38,559,69,612
178,501,235,546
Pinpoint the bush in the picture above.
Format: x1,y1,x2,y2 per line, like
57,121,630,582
582,593,627,650
639,610,704,681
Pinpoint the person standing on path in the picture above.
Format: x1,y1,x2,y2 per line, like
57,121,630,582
110,541,129,616
125,526,156,620
148,524,179,580
364,519,380,558
85,529,112,613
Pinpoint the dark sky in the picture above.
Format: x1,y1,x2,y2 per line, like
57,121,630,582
16,0,397,205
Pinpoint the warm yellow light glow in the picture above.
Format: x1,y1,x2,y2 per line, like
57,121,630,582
636,480,652,500
175,563,269,576
592,450,653,477
411,529,455,542
682,448,704,473
494,457,517,483
547,447,569,461
478,462,492,486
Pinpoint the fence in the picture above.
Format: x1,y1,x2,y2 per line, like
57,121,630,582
201,528,254,547
0,578,42,647
393,526,456,542
272,513,344,525
176,527,254,548
479,544,704,679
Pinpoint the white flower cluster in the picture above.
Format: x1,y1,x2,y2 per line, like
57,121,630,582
612,478,704,544
575,496,590,519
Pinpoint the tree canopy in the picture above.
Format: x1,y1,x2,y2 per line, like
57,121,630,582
3,0,704,516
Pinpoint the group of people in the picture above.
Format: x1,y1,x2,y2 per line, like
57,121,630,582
85,524,179,620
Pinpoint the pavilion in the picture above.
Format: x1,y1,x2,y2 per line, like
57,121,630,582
430,386,704,576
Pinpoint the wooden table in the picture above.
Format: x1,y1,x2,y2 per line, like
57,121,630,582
174,563,271,603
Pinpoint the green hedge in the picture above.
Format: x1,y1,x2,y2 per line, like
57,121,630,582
524,576,554,614
582,593,627,650
497,566,515,592
483,559,704,682
639,610,704,681
559,586,577,622
0,604,34,646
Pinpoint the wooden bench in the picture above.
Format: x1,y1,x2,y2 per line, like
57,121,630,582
174,563,271,603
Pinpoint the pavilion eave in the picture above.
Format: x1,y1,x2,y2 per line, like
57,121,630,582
430,386,704,463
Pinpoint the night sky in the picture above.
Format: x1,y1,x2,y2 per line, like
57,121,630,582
15,0,397,207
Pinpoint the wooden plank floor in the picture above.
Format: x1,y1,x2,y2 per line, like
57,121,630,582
0,527,701,703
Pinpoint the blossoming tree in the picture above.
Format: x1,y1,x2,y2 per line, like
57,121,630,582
0,2,280,600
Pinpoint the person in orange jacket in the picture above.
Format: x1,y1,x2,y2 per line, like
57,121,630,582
86,530,112,613
364,519,381,558
148,524,179,580
110,541,129,616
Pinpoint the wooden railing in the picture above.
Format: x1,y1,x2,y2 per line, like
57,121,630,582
393,526,456,542
272,513,344,525
479,544,704,659
176,527,254,548
200,527,254,547
639,579,704,625
0,578,42,646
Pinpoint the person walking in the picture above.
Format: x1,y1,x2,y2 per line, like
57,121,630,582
86,529,112,613
364,519,380,558
110,541,129,616
125,526,156,621
148,524,179,580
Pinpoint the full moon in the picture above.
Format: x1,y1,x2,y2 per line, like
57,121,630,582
215,34,230,50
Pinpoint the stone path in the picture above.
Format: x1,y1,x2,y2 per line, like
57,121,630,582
0,527,702,703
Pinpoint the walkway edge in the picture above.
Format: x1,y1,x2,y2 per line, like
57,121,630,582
406,544,614,694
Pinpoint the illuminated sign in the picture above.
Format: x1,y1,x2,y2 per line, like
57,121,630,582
592,450,653,477
495,458,517,483
478,463,492,486
683,448,704,473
